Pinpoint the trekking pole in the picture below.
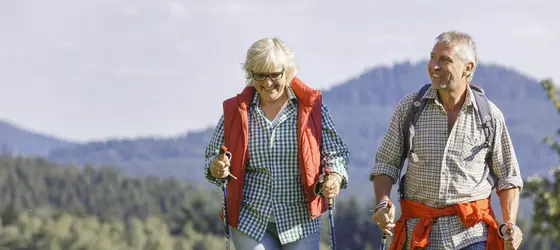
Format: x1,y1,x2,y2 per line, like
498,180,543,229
219,146,236,250
380,234,387,250
379,202,392,250
313,174,337,250
328,198,337,250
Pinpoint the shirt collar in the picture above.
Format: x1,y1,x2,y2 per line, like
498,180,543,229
251,86,298,107
423,85,478,111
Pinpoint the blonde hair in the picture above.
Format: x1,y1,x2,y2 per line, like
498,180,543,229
435,31,478,82
242,38,298,85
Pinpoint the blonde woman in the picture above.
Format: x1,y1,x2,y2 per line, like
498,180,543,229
203,37,350,249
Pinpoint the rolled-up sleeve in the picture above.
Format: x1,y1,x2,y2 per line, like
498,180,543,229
369,94,412,184
489,104,524,192
203,114,226,187
320,104,350,189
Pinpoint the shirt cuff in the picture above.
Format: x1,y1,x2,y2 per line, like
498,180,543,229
328,165,348,190
497,176,524,193
369,163,400,184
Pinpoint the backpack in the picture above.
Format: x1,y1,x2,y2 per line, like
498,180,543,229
396,83,498,199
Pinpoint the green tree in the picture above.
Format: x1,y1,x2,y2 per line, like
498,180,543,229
521,79,560,244
0,153,555,249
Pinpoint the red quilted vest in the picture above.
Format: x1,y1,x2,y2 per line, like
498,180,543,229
220,77,327,227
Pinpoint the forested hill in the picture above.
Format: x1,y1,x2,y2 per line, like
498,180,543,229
0,155,555,249
0,156,381,249
0,61,558,249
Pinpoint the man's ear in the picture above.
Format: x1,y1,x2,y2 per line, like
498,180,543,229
465,62,475,74
462,61,475,78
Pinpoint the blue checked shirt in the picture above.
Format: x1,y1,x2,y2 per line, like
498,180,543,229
204,86,350,244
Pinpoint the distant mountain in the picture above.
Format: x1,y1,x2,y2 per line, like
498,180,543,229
1,61,559,193
45,61,560,180
0,120,77,156
46,128,213,179
47,128,212,163
320,61,560,175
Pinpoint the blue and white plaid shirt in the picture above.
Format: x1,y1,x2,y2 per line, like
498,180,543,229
204,86,350,244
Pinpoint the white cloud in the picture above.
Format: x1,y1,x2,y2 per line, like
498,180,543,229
123,6,139,17
510,24,556,43
0,0,559,140
175,41,192,54
60,40,78,51
168,1,188,18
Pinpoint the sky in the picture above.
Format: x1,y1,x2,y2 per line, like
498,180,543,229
0,0,558,142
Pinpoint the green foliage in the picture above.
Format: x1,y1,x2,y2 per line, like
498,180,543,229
0,156,386,249
521,79,560,244
0,208,225,250
0,155,554,249
0,156,227,249
322,197,383,250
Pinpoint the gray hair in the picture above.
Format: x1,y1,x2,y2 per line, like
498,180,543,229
435,31,478,82
242,37,298,86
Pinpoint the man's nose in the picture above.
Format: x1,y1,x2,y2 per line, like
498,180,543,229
433,61,441,69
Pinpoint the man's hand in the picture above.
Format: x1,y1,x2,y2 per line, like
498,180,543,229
497,187,521,249
501,222,522,250
210,152,231,179
321,173,342,200
372,201,396,236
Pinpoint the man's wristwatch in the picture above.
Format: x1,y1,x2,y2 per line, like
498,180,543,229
369,199,392,214
498,222,515,238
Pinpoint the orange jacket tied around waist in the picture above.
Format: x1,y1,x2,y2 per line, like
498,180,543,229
391,197,503,250
219,77,328,228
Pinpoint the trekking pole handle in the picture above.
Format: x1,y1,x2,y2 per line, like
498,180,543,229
328,198,335,209
219,146,237,180
379,201,392,250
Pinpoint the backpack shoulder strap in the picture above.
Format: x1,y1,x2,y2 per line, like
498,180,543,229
400,84,431,169
469,84,498,188
469,84,494,147
397,83,431,198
